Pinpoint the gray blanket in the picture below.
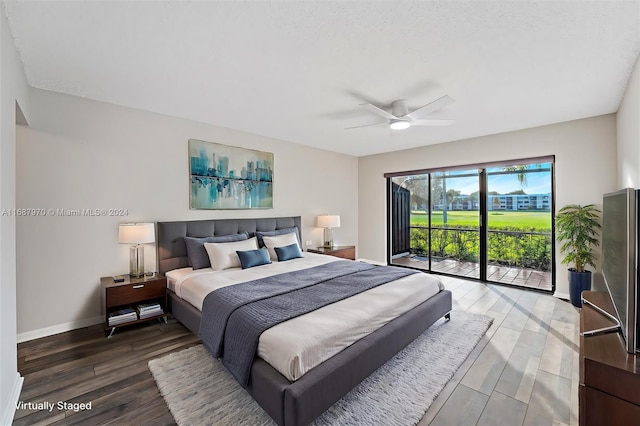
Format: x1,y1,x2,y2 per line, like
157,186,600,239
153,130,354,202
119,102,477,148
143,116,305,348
199,260,418,387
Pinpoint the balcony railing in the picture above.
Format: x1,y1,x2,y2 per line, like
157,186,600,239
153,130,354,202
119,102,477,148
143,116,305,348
487,229,551,271
408,226,552,271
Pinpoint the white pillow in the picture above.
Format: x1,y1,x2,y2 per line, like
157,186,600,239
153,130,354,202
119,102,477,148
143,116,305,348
262,233,300,261
204,237,259,271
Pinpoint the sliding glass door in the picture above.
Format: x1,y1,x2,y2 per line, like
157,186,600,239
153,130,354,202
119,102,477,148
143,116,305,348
430,170,480,279
486,164,553,290
388,158,554,292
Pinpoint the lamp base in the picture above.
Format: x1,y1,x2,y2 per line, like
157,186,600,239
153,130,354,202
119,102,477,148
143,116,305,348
323,228,334,248
129,245,145,278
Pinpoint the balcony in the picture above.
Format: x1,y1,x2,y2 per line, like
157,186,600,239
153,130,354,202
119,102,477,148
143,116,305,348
392,255,552,291
391,226,553,291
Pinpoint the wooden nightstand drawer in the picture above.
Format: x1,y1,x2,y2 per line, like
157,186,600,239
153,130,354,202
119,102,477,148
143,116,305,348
106,280,166,307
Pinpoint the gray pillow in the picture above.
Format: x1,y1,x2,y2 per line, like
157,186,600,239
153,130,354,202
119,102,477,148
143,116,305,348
255,227,300,248
184,232,249,269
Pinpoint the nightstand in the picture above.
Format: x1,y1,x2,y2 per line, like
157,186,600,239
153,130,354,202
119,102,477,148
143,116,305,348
101,273,168,337
307,245,356,260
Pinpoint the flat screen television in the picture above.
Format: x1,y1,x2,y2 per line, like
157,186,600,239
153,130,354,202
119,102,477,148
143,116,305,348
586,188,640,353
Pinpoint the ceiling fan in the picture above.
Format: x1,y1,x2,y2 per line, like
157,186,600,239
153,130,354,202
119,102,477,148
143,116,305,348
346,95,455,130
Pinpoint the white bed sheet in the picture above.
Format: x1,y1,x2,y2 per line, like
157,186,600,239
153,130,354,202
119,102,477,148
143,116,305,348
168,253,444,381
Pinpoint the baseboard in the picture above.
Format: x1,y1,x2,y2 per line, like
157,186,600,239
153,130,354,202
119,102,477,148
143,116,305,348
357,258,387,266
553,291,570,301
0,372,23,425
17,316,103,343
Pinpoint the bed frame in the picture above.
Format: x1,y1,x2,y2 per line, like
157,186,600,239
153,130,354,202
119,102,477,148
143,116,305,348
157,217,452,426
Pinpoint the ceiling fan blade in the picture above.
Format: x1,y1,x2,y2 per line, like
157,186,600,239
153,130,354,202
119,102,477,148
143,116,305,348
344,121,388,130
407,95,455,119
411,118,455,126
361,103,396,120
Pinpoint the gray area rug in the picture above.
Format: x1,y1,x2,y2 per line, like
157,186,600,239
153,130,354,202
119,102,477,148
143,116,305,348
149,310,492,426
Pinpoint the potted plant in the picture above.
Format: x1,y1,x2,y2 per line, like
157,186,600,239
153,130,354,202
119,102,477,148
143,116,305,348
555,204,601,307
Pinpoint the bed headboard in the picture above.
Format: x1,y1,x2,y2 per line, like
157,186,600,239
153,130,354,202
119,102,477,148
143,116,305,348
156,216,302,275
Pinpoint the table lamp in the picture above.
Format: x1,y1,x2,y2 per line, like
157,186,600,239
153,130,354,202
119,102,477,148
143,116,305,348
317,215,341,248
118,223,155,277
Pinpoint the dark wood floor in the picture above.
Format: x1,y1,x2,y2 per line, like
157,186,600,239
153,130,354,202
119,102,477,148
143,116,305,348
13,319,199,425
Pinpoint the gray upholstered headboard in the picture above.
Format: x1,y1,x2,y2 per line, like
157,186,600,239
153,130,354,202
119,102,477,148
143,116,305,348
156,216,302,275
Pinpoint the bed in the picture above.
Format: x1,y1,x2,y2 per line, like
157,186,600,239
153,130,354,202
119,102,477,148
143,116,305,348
157,216,452,426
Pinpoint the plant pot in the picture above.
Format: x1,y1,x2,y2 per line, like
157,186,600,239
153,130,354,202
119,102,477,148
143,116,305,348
569,269,592,308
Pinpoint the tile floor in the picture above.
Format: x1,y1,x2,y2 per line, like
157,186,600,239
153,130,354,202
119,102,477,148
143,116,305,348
419,275,579,425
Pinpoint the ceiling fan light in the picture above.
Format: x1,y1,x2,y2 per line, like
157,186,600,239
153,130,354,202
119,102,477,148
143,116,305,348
390,120,411,130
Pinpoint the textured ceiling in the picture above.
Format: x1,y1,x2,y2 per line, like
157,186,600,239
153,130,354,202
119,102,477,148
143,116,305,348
4,1,640,157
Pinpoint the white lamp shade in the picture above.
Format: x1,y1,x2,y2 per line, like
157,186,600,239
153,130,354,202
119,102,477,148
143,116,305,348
317,215,341,228
118,223,155,244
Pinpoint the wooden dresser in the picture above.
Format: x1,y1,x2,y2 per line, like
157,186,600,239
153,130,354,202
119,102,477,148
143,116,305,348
579,291,640,425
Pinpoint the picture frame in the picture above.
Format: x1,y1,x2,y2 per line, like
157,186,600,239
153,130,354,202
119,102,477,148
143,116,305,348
188,139,273,210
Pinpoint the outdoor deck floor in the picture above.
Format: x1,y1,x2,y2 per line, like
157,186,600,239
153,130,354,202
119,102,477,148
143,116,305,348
392,255,552,291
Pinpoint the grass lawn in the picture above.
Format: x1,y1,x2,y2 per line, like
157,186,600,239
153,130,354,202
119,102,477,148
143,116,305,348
410,210,552,230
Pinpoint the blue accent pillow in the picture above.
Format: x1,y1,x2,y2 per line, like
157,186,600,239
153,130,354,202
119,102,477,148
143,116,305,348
236,248,272,269
185,232,249,270
255,227,300,248
275,243,304,262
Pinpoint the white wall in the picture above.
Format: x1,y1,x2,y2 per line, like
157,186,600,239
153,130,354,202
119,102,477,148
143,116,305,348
0,4,30,424
358,115,617,298
16,88,358,338
617,53,640,188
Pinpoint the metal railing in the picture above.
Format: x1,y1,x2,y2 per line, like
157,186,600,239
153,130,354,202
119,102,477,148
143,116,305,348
407,226,552,271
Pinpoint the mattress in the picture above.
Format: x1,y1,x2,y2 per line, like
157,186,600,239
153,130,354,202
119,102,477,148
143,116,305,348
167,253,444,381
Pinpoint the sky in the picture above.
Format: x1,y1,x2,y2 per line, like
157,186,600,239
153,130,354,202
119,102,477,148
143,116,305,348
394,164,552,196
441,164,552,195
450,173,551,195
488,172,551,195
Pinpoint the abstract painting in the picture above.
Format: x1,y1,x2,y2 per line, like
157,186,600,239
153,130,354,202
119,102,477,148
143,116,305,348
189,139,273,209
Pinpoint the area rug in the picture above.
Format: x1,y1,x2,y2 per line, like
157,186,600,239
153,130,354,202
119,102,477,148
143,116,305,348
148,310,492,426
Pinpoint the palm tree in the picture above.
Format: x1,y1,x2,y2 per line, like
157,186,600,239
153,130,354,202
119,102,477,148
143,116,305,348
503,165,528,187
431,174,450,224
492,195,501,210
